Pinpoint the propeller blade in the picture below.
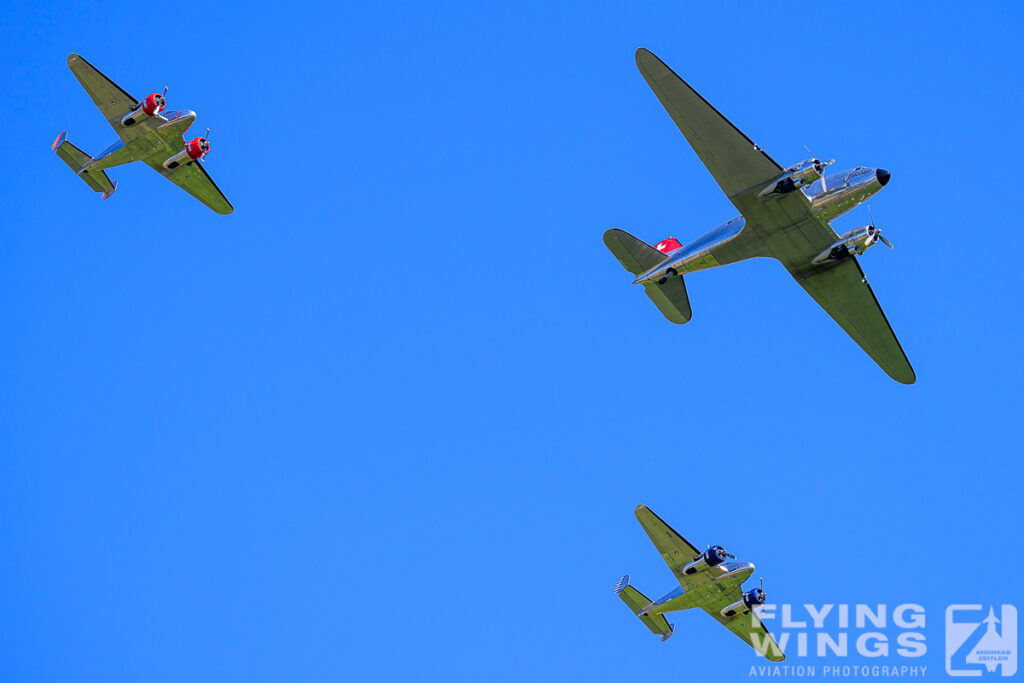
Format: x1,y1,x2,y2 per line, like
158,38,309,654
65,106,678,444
879,234,894,249
867,205,875,228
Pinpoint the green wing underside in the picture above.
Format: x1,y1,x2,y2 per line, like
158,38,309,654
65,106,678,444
635,47,839,257
66,53,158,144
704,604,786,662
634,505,701,585
635,48,782,200
634,48,914,382
145,159,234,215
789,258,915,383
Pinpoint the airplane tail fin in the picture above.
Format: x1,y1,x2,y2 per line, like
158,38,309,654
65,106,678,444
614,574,675,642
52,131,117,199
603,228,692,324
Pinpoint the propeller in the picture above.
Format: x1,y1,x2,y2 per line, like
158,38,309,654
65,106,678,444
707,544,736,560
865,206,894,249
201,128,211,160
805,145,834,193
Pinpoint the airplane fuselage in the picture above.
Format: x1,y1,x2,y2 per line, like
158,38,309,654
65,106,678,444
79,110,199,174
642,560,755,616
633,167,891,286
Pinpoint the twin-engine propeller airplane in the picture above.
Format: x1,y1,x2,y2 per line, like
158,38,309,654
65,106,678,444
52,54,232,214
616,505,785,662
604,48,913,383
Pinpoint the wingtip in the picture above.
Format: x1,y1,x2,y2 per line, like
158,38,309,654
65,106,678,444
889,363,916,385
67,53,80,65
634,504,649,518
51,130,67,151
635,47,659,68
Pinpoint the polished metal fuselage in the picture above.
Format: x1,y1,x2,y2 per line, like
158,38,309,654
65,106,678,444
77,110,198,174
633,166,888,286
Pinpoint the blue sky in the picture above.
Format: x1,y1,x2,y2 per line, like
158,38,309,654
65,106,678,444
1,2,1021,681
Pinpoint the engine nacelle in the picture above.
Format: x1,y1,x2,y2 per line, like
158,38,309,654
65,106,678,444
787,158,825,185
759,157,834,197
682,545,728,576
162,136,209,169
812,223,891,264
121,91,167,127
720,587,767,618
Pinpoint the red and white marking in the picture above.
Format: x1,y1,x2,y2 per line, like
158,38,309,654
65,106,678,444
655,237,683,253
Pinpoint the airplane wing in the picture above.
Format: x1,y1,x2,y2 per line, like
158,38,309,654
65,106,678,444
704,601,786,662
635,48,784,204
145,159,234,214
66,54,160,143
788,258,915,384
634,505,702,586
634,48,836,245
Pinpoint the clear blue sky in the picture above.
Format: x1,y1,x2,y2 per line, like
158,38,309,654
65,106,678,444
1,2,1021,681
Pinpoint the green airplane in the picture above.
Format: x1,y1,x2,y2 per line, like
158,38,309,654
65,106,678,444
53,54,232,214
616,505,785,661
605,49,913,384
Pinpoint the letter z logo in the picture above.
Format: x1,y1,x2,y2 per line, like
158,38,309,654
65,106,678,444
946,605,1017,677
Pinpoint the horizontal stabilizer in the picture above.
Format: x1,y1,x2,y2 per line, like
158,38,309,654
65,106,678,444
605,229,692,324
643,278,691,324
604,228,667,276
53,132,115,196
614,575,674,641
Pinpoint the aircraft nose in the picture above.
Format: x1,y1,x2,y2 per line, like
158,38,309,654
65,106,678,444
876,168,891,186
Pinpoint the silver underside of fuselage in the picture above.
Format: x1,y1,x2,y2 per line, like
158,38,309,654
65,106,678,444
634,167,888,286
